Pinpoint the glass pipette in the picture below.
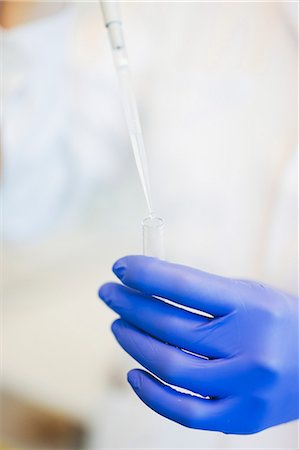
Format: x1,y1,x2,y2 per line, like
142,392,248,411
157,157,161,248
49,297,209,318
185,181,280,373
100,1,153,216
100,1,164,258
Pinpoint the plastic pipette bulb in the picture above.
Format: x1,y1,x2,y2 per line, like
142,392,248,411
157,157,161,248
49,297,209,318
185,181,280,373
100,1,154,216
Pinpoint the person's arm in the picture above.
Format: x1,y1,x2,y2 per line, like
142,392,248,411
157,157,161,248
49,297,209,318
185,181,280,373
0,1,64,29
1,1,74,241
99,255,299,434
0,0,65,175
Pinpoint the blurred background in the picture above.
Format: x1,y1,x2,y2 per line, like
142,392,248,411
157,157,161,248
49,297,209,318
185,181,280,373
1,1,298,449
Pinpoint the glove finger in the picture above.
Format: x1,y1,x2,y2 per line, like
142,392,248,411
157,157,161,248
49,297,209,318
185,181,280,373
127,368,231,432
99,283,237,358
112,319,236,397
112,255,241,316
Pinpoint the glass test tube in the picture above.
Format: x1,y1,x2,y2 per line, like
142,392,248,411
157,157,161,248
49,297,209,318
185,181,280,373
142,216,165,259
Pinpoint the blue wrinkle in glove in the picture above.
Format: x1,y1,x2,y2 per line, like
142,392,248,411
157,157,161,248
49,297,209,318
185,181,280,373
99,255,299,434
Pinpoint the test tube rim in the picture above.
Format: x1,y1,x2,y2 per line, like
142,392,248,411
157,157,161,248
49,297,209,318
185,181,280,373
142,216,164,229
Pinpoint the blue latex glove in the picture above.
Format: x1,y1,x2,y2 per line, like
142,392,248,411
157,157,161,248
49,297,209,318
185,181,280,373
99,255,299,434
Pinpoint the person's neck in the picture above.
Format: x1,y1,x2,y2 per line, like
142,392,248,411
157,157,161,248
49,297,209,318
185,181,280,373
0,1,65,29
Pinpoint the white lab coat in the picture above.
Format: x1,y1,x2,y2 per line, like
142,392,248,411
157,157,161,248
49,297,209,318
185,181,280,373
2,2,298,449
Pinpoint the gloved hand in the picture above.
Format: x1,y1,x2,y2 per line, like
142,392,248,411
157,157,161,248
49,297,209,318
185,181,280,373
99,255,299,434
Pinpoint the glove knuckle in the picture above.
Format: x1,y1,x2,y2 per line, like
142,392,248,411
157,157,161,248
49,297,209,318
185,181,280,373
242,395,269,433
262,302,285,322
252,284,287,322
159,352,181,385
137,257,158,286
243,355,278,390
180,404,201,429
228,396,269,434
